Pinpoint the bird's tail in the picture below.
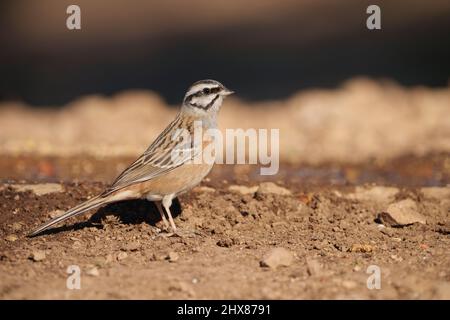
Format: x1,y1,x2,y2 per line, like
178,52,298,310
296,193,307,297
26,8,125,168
28,195,109,237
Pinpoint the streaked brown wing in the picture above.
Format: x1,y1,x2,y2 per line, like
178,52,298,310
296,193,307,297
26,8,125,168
102,114,199,196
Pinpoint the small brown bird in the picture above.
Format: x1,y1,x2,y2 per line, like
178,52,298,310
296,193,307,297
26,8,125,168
29,80,233,237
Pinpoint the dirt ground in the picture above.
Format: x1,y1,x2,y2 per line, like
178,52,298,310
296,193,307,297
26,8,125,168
0,80,449,299
0,154,449,299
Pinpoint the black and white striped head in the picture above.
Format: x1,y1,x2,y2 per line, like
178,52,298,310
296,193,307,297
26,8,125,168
182,79,233,116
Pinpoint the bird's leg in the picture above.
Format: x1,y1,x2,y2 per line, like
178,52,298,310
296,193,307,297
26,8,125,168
155,201,170,230
161,196,202,238
162,195,177,232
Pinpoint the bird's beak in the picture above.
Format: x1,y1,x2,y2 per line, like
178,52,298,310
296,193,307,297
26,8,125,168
221,88,234,96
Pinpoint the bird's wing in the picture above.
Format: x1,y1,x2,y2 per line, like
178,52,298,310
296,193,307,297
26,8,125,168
102,114,199,196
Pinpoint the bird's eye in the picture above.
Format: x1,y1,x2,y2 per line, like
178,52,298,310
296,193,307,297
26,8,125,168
203,88,210,94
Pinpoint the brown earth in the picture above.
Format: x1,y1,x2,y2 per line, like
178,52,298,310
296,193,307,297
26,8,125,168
0,80,449,299
0,155,449,299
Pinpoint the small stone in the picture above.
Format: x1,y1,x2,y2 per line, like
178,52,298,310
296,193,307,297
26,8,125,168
11,223,22,231
257,182,292,196
390,254,403,262
216,238,234,248
72,241,82,249
5,235,18,242
86,267,100,277
333,243,348,252
166,252,179,262
149,253,166,261
14,195,20,201
378,199,426,227
48,210,64,219
298,193,314,205
228,185,258,195
350,244,374,253
260,247,294,269
117,252,128,261
353,265,362,272
306,257,322,276
29,250,46,262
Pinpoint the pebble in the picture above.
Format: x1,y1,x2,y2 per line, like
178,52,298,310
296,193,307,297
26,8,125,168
216,238,234,248
378,199,426,227
166,252,179,263
350,244,374,253
228,185,258,195
353,265,362,272
48,210,64,219
5,234,18,242
260,247,294,269
257,182,292,196
86,267,100,277
29,250,46,262
117,252,128,261
150,253,166,261
72,241,82,249
390,254,403,262
11,222,22,231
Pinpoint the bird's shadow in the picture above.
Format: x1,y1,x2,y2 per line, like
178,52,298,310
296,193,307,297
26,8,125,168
35,198,182,236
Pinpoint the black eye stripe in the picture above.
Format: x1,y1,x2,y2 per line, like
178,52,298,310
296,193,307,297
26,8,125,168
209,87,221,94
184,86,221,103
188,94,219,110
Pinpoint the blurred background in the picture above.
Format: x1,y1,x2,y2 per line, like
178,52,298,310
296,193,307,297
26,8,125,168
0,0,449,185
0,0,449,105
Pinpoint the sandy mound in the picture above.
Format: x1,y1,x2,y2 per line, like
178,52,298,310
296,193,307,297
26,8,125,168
0,78,449,164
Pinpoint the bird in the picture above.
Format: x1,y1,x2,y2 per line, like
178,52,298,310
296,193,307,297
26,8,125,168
29,79,234,237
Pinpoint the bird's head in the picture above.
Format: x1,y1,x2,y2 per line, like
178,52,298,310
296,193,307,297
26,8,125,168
182,79,233,117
